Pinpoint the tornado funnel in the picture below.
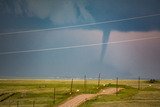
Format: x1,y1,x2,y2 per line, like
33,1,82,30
100,29,110,62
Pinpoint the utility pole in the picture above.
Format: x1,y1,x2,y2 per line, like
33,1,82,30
70,78,73,94
138,76,140,90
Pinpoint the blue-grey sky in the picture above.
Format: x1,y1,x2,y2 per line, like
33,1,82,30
0,0,160,79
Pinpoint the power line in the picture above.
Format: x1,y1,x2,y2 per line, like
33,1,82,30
0,13,160,36
0,36,159,55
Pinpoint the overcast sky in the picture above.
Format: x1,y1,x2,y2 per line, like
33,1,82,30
0,0,160,79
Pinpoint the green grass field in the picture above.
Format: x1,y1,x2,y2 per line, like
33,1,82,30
0,79,160,107
0,79,102,107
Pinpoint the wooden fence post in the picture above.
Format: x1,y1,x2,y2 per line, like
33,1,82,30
97,73,101,88
17,101,19,107
33,100,35,107
53,88,55,104
84,75,87,93
116,77,118,96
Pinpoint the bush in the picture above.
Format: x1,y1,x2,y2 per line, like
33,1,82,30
149,79,157,83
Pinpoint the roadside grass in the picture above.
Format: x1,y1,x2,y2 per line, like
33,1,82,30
79,85,138,107
80,81,160,107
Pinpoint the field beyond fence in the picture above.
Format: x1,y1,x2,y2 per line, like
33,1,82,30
0,78,160,107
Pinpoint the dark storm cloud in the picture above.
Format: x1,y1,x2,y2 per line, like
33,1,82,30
0,0,160,79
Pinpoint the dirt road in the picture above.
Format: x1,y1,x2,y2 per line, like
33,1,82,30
58,88,122,107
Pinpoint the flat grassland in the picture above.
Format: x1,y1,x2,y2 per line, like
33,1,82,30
0,79,160,107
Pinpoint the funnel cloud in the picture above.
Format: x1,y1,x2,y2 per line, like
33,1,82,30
100,30,110,62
